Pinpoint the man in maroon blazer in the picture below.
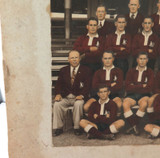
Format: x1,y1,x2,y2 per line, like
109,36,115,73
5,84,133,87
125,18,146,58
132,16,160,69
144,94,160,139
96,5,115,37
52,50,91,136
80,85,125,140
105,15,131,77
125,0,143,37
151,0,160,37
123,52,154,135
73,17,105,73
84,51,123,116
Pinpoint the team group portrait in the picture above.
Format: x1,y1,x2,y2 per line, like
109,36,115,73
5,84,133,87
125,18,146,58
51,0,160,145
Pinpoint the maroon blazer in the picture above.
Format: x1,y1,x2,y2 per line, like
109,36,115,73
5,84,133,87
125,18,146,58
88,100,117,125
105,33,131,59
55,65,91,100
125,12,144,37
132,33,160,59
151,13,160,37
125,67,154,94
148,94,160,122
154,71,160,94
73,34,105,64
92,67,123,94
98,20,115,37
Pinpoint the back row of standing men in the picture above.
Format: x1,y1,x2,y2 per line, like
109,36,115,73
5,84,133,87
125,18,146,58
52,0,160,140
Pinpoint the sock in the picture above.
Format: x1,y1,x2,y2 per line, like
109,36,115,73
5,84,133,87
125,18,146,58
124,110,136,126
88,127,104,139
134,110,145,125
151,128,160,137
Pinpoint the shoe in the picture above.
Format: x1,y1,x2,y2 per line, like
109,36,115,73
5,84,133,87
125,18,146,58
74,129,82,136
147,134,156,139
53,129,63,137
104,134,116,140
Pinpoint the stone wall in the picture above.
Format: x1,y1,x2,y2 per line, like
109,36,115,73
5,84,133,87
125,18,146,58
0,0,160,158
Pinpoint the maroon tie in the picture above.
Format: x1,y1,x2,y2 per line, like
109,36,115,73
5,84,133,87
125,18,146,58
100,22,102,27
131,14,135,19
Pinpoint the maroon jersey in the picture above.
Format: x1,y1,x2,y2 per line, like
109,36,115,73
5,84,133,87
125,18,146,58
151,13,160,37
154,71,160,94
73,34,105,63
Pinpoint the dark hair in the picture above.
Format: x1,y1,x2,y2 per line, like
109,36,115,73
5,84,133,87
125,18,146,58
137,52,148,58
98,84,110,92
143,16,153,22
87,17,98,25
103,51,115,58
115,14,126,22
96,4,106,11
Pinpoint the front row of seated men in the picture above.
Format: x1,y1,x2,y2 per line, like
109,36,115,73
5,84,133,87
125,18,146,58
52,50,160,140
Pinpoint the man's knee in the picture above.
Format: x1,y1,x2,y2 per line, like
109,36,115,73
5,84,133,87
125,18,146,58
79,119,87,128
123,99,131,110
139,100,148,110
113,97,122,108
144,124,152,132
74,100,84,108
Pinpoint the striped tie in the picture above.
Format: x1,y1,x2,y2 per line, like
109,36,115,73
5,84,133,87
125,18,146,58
71,68,76,85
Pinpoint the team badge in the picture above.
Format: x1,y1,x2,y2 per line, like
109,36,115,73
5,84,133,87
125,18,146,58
96,41,100,47
80,82,84,88
122,39,127,45
113,75,117,81
144,77,148,83
149,41,155,48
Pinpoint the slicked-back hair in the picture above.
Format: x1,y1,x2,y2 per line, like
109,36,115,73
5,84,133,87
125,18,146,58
68,50,80,57
98,84,110,92
87,17,98,25
103,51,115,58
115,14,127,22
143,16,153,22
137,52,148,58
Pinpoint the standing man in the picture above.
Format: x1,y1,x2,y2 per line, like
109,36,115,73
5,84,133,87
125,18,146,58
84,51,123,116
132,16,160,69
80,85,125,140
96,5,115,37
73,17,105,73
52,50,91,136
105,15,131,77
125,0,143,37
123,52,154,135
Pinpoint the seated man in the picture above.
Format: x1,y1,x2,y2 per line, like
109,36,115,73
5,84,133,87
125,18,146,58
73,17,105,73
125,0,143,37
96,5,115,37
123,52,154,135
84,51,123,116
80,85,125,140
52,50,91,136
132,16,160,69
144,94,160,139
105,15,131,77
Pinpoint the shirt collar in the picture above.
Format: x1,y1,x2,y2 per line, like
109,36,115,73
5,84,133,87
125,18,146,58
87,33,99,38
129,12,138,18
115,31,125,36
98,98,110,105
103,65,115,70
142,30,153,36
98,19,105,26
70,64,80,72
136,66,147,71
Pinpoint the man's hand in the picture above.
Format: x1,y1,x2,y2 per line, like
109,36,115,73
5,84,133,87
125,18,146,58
54,94,62,101
90,46,98,52
76,95,84,100
143,84,147,88
148,49,153,53
93,114,98,119
80,53,85,59
111,82,116,87
120,47,126,51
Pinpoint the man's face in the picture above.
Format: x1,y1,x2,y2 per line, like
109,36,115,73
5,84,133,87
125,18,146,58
97,87,110,101
137,55,148,67
115,18,127,32
87,20,98,34
96,7,106,21
102,52,114,67
142,18,153,32
68,51,80,67
128,0,140,13
157,0,160,11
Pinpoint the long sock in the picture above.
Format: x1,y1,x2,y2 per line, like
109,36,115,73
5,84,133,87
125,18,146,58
134,110,145,125
88,127,104,139
124,110,136,126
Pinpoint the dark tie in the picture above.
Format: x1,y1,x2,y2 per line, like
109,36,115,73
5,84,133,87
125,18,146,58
100,22,102,27
71,68,76,85
131,14,135,19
